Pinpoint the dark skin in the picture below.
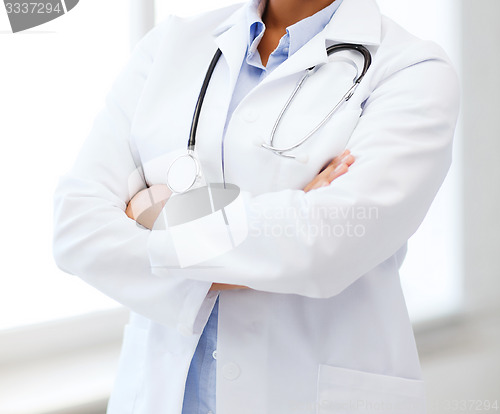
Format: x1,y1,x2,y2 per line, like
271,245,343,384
258,0,338,65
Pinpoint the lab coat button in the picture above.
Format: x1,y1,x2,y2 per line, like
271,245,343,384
212,350,217,360
222,362,241,380
243,109,259,123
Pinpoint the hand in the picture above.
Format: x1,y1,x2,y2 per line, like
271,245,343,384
125,184,172,230
303,149,355,192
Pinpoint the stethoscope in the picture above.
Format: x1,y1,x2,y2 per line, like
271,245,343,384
166,43,372,194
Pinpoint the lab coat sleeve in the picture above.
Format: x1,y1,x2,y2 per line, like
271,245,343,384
52,20,218,336
148,46,460,298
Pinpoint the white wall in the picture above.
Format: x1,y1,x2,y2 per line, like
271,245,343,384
460,0,500,315
416,2,500,411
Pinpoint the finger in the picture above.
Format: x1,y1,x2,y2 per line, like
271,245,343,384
327,152,354,171
330,149,350,165
210,283,250,291
328,149,350,168
305,177,335,192
303,150,354,192
305,164,349,192
327,162,349,182
304,176,328,192
304,173,328,192
303,181,314,192
342,154,355,167
318,149,349,173
321,153,354,180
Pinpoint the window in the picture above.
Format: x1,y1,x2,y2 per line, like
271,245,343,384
154,0,237,20
0,0,132,330
376,0,462,322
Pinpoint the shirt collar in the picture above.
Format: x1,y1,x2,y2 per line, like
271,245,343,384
245,0,343,56
213,0,381,47
287,0,343,55
246,0,265,54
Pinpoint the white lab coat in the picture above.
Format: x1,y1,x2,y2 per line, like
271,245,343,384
53,0,460,412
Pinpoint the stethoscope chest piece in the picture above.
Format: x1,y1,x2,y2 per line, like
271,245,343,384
166,150,202,194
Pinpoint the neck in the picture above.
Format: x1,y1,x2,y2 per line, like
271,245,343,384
262,0,336,30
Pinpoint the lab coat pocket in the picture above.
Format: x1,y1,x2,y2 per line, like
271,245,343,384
316,365,426,414
107,324,149,414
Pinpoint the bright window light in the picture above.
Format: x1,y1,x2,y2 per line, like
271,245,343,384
376,0,463,322
154,0,239,20
0,0,131,330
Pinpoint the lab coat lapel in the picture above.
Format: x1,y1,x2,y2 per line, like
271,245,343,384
323,0,382,46
188,7,248,184
212,6,248,98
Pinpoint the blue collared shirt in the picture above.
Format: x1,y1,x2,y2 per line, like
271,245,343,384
226,0,342,124
181,1,343,413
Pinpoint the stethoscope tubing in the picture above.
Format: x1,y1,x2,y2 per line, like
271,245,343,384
263,82,359,155
188,48,223,150
167,43,372,193
188,43,371,153
263,43,371,156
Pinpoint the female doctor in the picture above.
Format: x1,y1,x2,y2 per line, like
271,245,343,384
53,0,460,412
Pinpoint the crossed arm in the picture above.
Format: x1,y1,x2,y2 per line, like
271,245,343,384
125,149,355,291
